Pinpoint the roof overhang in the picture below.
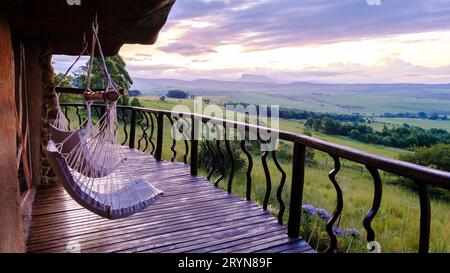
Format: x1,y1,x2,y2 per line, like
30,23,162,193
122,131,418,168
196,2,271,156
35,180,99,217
7,0,175,56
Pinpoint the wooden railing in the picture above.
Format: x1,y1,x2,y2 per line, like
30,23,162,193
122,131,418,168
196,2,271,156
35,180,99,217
60,103,450,253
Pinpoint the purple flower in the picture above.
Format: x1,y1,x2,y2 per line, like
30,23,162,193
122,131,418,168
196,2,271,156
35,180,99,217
333,227,344,238
346,228,361,240
302,204,316,217
316,208,331,221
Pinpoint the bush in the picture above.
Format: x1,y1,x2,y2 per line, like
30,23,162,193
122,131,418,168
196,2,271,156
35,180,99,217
305,116,450,149
130,97,142,107
384,144,450,201
198,140,246,176
167,90,189,99
399,143,450,172
118,96,130,106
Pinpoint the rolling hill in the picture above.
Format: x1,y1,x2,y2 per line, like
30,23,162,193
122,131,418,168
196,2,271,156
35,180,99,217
132,76,450,115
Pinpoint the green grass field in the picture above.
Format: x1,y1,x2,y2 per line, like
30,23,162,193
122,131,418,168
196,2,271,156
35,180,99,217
373,117,450,131
311,94,450,115
140,88,450,116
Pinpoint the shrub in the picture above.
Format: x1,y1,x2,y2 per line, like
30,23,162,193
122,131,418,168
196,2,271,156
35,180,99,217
167,90,189,99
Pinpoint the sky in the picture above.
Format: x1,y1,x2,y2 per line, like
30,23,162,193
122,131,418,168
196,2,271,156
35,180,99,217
54,0,450,83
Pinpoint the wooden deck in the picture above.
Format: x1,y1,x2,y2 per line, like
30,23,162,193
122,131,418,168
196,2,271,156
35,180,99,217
27,148,313,253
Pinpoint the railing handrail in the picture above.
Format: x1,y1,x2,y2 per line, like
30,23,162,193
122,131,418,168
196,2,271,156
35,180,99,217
61,102,450,190
60,102,450,253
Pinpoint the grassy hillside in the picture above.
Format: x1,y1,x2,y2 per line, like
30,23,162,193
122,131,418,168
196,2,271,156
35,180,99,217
234,92,450,116
138,97,410,159
373,117,450,131
136,84,450,115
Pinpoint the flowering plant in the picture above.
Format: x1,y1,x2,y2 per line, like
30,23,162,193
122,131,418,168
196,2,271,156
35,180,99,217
299,204,362,252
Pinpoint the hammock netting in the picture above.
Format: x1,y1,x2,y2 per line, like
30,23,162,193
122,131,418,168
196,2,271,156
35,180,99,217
45,18,163,219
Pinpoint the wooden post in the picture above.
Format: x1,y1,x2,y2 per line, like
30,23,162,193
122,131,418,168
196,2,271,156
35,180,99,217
23,41,44,186
190,115,198,176
415,181,431,253
155,112,164,161
0,15,25,252
39,42,58,185
129,109,137,149
287,143,306,238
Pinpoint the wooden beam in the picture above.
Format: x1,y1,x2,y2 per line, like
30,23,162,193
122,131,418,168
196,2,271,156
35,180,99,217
24,41,43,186
55,87,127,96
0,14,25,253
84,90,121,102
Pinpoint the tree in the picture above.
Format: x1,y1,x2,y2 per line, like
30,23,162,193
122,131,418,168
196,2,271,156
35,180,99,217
381,136,392,146
400,144,450,172
429,113,440,120
391,144,450,201
115,96,129,106
53,73,80,103
303,130,315,164
305,117,314,129
320,118,338,134
54,72,74,88
417,112,428,119
305,114,450,149
348,129,361,140
74,54,133,90
167,90,188,99
130,97,142,107
72,54,133,105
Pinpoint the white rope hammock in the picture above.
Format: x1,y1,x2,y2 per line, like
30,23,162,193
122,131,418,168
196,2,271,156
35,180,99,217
46,17,163,219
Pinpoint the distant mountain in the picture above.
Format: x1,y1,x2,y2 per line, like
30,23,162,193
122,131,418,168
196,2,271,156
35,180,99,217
131,76,282,91
128,89,143,96
131,76,450,115
132,74,450,92
237,74,276,84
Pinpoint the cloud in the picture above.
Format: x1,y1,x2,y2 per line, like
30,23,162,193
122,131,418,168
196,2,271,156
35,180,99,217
125,64,184,78
53,1,450,84
288,58,450,83
134,53,153,57
166,0,450,51
144,57,450,84
292,69,365,78
51,55,88,74
158,43,216,55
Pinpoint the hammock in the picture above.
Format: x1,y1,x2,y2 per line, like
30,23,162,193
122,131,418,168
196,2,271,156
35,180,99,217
45,18,163,219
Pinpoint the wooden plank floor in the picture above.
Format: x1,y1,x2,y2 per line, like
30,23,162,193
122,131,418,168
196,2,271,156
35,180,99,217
27,148,313,253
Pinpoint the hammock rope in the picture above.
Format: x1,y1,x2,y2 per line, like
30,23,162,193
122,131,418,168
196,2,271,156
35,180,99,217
46,16,163,219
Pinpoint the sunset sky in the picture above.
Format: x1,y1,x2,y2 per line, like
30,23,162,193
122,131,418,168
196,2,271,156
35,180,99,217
54,0,450,83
